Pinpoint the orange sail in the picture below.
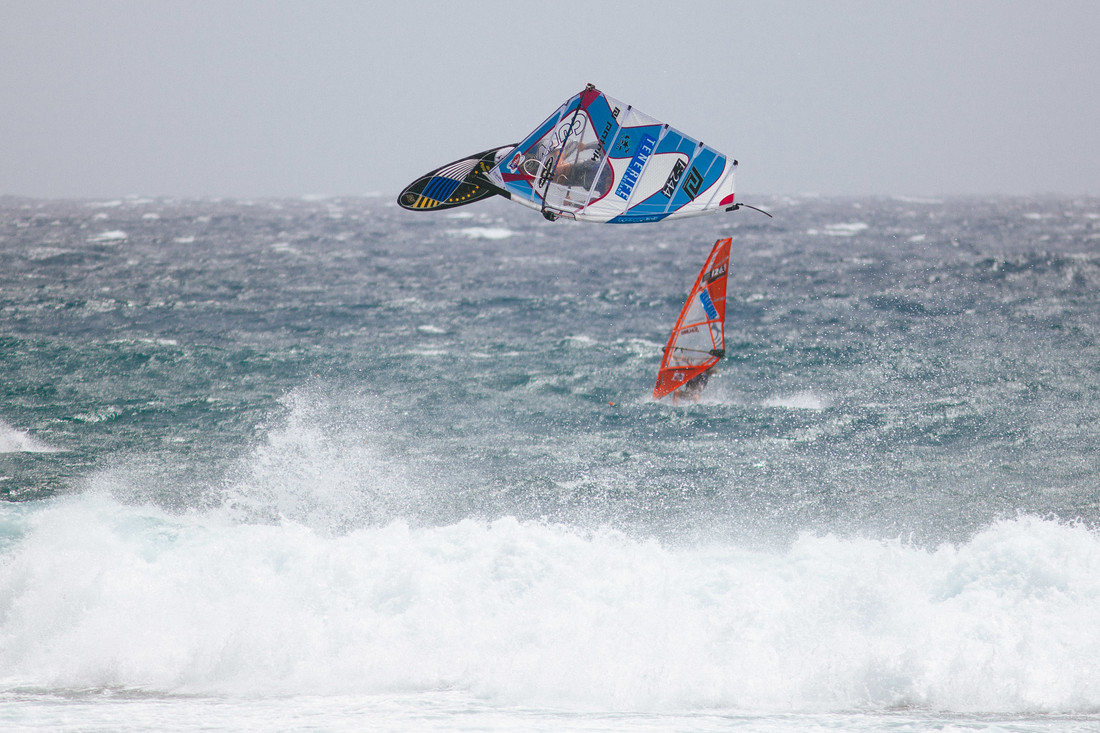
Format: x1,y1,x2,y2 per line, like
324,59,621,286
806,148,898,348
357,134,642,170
653,238,731,400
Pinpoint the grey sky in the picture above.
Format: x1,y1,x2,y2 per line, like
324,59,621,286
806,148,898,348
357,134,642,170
3,1,1098,199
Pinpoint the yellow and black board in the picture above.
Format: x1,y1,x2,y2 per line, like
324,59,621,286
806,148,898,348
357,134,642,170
398,145,514,212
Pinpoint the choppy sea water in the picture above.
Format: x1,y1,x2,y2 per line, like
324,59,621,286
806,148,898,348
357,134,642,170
1,194,1099,731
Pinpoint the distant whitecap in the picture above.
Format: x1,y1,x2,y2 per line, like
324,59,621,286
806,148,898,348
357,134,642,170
891,195,943,205
25,246,75,260
88,230,128,243
447,227,516,240
763,391,831,410
822,222,869,237
72,407,121,423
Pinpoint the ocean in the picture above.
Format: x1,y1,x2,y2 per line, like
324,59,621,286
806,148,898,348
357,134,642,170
1,193,1099,731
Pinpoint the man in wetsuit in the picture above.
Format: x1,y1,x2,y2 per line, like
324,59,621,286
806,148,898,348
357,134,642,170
673,366,715,404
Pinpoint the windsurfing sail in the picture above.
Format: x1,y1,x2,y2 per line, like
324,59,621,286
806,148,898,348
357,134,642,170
487,84,737,223
398,145,514,212
654,237,731,400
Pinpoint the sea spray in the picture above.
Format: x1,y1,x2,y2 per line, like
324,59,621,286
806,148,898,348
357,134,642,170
219,389,422,534
0,421,57,454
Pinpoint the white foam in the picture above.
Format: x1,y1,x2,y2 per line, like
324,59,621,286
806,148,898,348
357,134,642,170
1,501,1098,714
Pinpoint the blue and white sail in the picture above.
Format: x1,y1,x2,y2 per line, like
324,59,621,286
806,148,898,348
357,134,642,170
486,84,737,223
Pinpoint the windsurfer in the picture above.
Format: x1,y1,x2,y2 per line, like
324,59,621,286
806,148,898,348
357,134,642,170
653,238,731,403
673,366,715,405
553,140,611,194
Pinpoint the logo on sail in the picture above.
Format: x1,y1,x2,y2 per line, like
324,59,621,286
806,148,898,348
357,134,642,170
700,290,718,321
662,158,687,197
682,166,704,200
614,134,657,200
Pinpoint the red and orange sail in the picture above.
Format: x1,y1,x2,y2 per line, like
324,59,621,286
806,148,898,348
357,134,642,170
653,237,731,400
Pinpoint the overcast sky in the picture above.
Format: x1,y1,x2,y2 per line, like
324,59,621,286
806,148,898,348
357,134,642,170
3,1,1098,199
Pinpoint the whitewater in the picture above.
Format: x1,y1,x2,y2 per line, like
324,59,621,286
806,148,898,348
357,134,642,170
1,194,1099,731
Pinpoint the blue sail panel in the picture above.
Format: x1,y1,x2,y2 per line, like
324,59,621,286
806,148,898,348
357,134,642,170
486,85,737,223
